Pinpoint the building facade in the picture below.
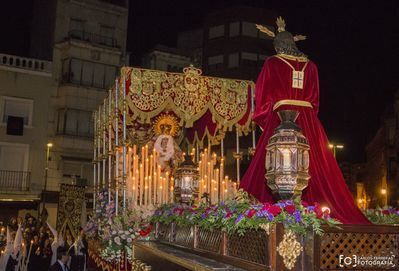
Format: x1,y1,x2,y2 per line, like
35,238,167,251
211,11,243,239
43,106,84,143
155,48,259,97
0,54,55,222
202,6,276,81
141,44,192,72
0,0,129,224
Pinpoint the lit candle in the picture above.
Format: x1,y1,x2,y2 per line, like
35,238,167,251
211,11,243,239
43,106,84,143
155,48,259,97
157,165,161,204
149,155,153,204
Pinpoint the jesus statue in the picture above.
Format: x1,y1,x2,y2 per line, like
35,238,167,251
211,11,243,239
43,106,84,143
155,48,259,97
240,17,369,224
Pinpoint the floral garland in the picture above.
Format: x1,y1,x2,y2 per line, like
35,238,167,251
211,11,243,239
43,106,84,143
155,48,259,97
364,207,399,225
151,190,341,235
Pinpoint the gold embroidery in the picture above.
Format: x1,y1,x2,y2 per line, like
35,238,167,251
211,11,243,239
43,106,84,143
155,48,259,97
275,56,308,89
125,66,254,133
276,53,308,62
273,99,313,111
277,230,303,270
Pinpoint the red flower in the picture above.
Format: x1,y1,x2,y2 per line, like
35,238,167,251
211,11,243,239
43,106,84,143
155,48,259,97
139,225,152,237
268,205,282,216
301,201,309,207
247,209,256,218
314,203,323,219
261,202,271,211
225,212,233,218
285,205,296,214
382,210,390,215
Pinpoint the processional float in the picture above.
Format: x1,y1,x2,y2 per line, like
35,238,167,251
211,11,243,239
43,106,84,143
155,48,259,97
92,65,255,213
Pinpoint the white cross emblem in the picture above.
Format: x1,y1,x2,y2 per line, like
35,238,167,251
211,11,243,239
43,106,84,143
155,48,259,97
292,71,304,89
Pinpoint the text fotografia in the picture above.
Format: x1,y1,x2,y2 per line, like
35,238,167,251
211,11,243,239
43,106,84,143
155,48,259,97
339,255,396,268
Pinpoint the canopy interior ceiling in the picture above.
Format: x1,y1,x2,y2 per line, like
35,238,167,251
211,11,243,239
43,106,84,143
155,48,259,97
108,66,254,145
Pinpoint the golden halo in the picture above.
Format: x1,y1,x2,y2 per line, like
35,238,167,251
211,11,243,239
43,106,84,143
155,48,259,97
153,114,180,137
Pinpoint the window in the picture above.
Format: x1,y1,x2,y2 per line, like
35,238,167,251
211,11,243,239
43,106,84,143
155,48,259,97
208,55,223,65
69,18,85,39
57,109,94,137
0,142,29,172
241,52,258,67
229,22,240,37
228,53,239,68
208,25,225,39
100,25,115,47
208,55,224,71
62,58,118,89
242,22,258,38
62,160,93,186
0,97,33,126
70,18,85,32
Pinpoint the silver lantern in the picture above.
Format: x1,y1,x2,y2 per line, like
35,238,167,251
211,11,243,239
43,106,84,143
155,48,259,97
174,154,200,204
265,110,310,200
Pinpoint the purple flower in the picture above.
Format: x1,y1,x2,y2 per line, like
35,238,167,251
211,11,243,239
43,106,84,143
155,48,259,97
235,214,245,224
293,210,302,223
267,214,274,221
307,206,315,212
276,202,287,208
201,213,207,219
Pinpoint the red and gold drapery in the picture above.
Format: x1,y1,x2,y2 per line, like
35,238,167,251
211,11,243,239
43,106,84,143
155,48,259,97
117,65,254,145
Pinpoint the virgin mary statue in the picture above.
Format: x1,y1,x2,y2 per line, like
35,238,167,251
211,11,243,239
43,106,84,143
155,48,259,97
241,17,369,224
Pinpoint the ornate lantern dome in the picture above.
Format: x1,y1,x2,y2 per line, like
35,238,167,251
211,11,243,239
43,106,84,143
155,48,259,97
265,110,310,200
173,154,200,204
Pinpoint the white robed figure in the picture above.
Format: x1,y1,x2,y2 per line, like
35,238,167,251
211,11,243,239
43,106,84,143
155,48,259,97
0,227,13,270
12,224,23,271
47,222,64,266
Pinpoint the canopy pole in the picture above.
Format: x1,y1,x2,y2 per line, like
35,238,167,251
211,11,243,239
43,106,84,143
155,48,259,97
122,75,127,211
115,78,119,215
235,129,241,185
251,86,256,152
93,111,97,210
108,90,113,203
96,109,101,203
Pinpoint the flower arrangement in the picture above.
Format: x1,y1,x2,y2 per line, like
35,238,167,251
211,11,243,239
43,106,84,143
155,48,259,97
151,190,341,235
85,191,155,262
364,207,399,225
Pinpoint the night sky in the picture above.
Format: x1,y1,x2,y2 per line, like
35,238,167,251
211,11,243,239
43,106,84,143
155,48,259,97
1,0,398,163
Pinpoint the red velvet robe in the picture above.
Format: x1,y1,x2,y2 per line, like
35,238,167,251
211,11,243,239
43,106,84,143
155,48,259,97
240,56,370,224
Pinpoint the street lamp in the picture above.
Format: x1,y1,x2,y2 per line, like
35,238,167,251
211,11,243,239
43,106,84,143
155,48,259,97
42,142,53,216
328,143,344,158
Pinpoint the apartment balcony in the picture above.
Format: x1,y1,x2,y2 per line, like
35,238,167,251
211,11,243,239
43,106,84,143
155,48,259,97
0,170,31,192
0,53,52,76
68,30,119,49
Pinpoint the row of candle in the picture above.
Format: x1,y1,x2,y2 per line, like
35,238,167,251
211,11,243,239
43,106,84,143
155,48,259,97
125,145,173,206
197,148,237,204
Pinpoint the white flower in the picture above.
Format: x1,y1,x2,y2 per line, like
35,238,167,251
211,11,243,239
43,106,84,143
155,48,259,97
121,234,126,240
127,238,132,243
112,230,117,234
114,236,121,245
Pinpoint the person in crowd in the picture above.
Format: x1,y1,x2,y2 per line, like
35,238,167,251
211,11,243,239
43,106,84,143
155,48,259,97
49,246,70,271
7,217,18,232
70,228,88,271
27,233,40,271
41,237,53,270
